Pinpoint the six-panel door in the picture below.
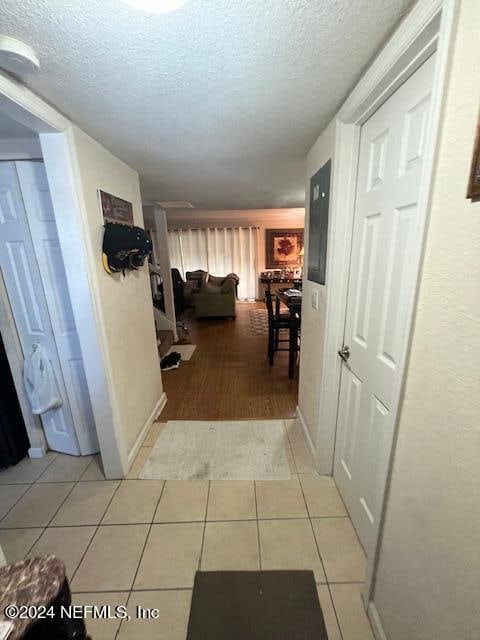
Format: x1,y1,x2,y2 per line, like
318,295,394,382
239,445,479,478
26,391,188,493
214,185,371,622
334,54,436,555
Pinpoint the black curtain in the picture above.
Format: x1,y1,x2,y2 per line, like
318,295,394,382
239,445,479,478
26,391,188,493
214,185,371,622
0,333,29,468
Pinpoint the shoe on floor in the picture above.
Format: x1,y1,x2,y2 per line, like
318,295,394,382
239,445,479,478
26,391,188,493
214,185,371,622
161,351,182,371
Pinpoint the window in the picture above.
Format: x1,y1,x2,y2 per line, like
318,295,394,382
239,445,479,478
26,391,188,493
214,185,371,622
168,226,259,300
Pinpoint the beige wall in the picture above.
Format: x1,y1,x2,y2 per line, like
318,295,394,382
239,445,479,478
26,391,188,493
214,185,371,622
298,120,336,447
372,1,480,637
166,208,304,297
72,128,163,456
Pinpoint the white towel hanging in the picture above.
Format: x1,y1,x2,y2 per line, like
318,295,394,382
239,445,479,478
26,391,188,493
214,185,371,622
23,343,62,414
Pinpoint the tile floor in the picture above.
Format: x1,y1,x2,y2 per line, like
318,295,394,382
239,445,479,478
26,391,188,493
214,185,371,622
0,419,374,640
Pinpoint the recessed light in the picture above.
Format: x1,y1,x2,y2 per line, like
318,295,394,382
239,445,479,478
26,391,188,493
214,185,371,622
121,0,187,13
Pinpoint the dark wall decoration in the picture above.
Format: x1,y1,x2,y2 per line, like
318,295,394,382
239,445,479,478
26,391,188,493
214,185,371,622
99,190,134,225
467,112,480,200
307,160,331,285
265,229,304,269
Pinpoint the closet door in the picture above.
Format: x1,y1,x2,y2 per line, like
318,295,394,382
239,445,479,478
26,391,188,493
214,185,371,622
16,161,99,455
0,161,80,455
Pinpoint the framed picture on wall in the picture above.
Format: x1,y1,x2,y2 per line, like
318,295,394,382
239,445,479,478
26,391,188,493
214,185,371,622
265,229,304,268
467,111,480,200
99,190,134,225
307,160,331,285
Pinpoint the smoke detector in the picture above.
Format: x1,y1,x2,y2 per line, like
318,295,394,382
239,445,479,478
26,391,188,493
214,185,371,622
0,36,40,76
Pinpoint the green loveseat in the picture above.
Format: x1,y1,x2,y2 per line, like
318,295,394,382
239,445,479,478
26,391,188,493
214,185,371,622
189,271,239,318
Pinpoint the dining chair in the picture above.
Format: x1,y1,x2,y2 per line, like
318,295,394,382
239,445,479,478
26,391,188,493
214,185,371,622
264,290,290,365
288,310,301,379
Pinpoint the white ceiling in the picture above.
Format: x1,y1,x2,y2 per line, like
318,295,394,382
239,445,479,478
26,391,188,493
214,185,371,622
0,0,413,208
0,110,37,138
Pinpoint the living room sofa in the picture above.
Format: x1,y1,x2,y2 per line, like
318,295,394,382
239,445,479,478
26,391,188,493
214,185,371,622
187,271,239,318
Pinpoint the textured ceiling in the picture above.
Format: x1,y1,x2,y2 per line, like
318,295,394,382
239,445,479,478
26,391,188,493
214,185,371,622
1,0,413,208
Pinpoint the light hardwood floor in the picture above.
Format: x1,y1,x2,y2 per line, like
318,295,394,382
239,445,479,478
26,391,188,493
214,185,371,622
159,301,299,421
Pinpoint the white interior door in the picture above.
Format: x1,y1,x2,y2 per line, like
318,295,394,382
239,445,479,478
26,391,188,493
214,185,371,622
15,161,98,455
0,161,80,455
333,54,435,555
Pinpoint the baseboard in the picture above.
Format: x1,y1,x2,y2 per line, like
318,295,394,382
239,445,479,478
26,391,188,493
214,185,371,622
28,446,47,459
127,391,167,466
368,602,388,640
295,405,316,462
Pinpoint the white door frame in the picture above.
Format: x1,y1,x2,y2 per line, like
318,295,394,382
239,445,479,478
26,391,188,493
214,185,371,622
312,0,458,617
0,74,127,477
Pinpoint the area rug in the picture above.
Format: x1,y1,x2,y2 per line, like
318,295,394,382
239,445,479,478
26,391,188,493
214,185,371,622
249,307,269,335
187,571,328,640
139,420,290,480
166,344,197,360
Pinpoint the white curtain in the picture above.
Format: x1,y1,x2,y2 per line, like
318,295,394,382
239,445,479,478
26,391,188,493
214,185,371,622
168,226,259,300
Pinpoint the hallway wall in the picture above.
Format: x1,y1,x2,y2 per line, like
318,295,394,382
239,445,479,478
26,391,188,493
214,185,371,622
372,1,480,637
297,121,335,448
71,128,163,457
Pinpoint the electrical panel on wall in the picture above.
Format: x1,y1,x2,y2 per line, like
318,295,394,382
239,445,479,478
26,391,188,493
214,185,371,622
308,160,331,285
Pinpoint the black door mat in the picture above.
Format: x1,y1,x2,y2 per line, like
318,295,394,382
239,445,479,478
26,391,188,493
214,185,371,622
186,570,328,640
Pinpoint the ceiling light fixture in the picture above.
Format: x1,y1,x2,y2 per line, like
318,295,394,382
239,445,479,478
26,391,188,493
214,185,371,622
121,0,187,13
0,36,40,75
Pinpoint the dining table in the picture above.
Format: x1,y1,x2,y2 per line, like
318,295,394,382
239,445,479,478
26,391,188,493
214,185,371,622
275,290,302,379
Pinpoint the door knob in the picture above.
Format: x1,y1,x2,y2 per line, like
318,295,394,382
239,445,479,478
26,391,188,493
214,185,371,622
338,345,350,362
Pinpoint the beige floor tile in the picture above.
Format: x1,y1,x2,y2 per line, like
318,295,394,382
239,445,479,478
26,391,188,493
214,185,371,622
0,528,43,563
127,448,152,479
207,481,256,521
258,519,326,583
317,585,342,640
201,521,259,571
118,590,191,640
291,441,316,473
52,481,119,526
256,477,308,519
72,524,149,591
312,518,366,583
154,481,208,523
103,480,164,524
285,443,297,473
37,454,93,483
73,592,129,640
27,526,95,578
143,421,166,447
0,484,31,519
0,452,57,484
299,475,348,517
0,483,74,528
80,455,106,481
330,583,374,640
134,522,203,589
284,418,305,443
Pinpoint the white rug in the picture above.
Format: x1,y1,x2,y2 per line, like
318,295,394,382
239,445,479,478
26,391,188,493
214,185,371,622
140,420,290,480
166,344,197,360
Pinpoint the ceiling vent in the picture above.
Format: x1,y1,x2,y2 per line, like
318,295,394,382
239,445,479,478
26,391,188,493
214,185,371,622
0,36,40,75
155,201,194,209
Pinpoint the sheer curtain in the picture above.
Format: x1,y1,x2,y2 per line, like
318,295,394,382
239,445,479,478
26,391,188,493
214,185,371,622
168,226,259,300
